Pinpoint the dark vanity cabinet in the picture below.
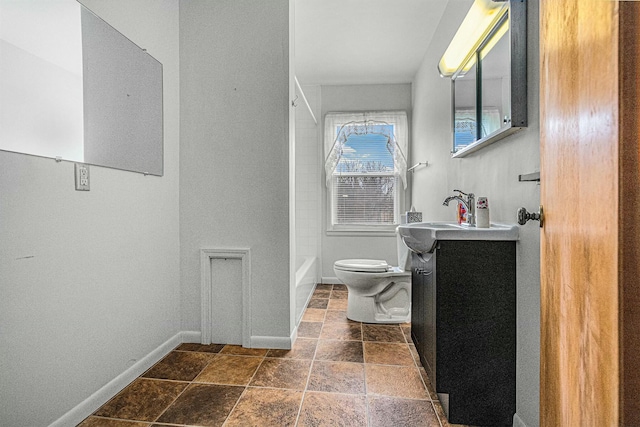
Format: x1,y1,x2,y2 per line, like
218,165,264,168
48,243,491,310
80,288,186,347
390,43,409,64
411,240,516,426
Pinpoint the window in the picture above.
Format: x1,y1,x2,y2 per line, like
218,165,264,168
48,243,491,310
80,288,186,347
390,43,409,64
324,112,408,232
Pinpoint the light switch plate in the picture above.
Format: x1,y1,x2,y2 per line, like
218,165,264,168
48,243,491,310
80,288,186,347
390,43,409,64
75,163,90,191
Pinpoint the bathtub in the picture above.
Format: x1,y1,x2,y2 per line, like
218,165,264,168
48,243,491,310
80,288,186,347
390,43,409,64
295,256,318,323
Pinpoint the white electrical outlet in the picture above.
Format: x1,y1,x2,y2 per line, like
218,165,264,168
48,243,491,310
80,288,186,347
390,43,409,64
75,163,90,191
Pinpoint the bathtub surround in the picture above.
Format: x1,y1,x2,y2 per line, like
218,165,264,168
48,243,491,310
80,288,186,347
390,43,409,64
295,257,320,324
410,1,541,426
294,84,322,322
295,85,321,263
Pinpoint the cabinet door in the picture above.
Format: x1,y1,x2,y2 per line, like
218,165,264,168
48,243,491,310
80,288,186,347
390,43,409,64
411,252,435,382
435,240,516,425
410,253,425,360
422,252,436,386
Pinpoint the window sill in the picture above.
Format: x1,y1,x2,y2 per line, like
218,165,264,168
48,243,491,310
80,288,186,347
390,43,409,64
326,226,398,237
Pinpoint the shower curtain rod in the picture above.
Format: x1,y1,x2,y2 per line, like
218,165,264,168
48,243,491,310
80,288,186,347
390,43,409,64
294,76,318,125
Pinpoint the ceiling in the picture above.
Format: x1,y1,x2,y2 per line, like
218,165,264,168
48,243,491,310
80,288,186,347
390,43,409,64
294,0,451,86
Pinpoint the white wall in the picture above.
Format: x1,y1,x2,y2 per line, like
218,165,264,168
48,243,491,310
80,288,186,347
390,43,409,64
0,1,181,425
320,84,412,278
179,0,292,342
411,1,540,426
0,40,84,161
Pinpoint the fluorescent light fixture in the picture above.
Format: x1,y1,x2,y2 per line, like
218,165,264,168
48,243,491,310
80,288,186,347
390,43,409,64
479,17,509,61
438,0,509,77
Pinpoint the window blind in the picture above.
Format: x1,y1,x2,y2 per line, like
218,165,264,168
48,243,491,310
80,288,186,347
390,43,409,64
331,129,397,225
332,174,396,225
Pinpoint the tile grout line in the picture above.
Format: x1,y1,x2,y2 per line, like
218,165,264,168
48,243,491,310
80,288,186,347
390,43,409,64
362,337,372,427
147,420,185,426
151,374,203,423
294,339,320,426
85,284,446,427
404,328,447,427
86,344,214,426
150,347,226,425
86,346,179,424
435,400,447,427
220,348,269,427
293,285,326,427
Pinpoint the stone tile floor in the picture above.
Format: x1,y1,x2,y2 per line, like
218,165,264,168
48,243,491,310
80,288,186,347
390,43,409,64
80,284,467,426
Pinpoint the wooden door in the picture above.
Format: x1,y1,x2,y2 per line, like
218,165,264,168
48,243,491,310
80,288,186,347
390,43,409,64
540,1,640,425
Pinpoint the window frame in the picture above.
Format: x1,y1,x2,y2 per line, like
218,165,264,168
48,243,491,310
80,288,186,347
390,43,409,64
324,111,408,235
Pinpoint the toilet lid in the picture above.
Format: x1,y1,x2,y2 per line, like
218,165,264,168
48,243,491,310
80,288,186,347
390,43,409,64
334,259,391,273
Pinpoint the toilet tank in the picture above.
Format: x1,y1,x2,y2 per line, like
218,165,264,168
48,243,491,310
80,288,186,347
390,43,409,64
396,230,412,271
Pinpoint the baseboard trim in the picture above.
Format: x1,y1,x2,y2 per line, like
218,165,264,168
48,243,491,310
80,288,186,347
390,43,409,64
50,332,183,427
513,413,528,427
50,329,298,426
250,335,292,349
321,276,342,285
181,330,202,343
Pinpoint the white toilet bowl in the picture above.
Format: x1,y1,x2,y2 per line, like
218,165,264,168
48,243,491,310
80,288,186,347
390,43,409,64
333,233,412,324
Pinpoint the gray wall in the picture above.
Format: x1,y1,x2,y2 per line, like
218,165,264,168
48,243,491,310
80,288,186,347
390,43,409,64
82,6,164,175
410,1,540,426
179,0,292,341
320,84,412,278
0,0,180,425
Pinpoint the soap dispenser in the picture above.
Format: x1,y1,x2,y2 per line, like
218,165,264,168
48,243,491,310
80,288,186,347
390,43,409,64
476,197,490,228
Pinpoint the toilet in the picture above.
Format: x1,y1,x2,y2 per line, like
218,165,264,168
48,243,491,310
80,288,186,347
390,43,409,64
333,233,412,324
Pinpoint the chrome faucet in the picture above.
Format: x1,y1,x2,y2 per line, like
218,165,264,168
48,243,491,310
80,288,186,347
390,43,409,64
443,189,476,227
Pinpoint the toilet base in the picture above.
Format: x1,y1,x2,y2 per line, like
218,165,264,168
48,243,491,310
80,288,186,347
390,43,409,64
346,282,411,324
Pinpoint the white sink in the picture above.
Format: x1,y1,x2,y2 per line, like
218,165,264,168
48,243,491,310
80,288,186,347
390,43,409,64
397,222,519,254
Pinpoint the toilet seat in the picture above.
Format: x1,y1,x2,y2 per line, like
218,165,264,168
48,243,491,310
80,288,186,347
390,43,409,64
334,259,391,273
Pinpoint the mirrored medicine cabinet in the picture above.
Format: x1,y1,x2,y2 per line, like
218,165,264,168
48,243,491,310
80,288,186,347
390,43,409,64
440,0,527,158
0,0,163,175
